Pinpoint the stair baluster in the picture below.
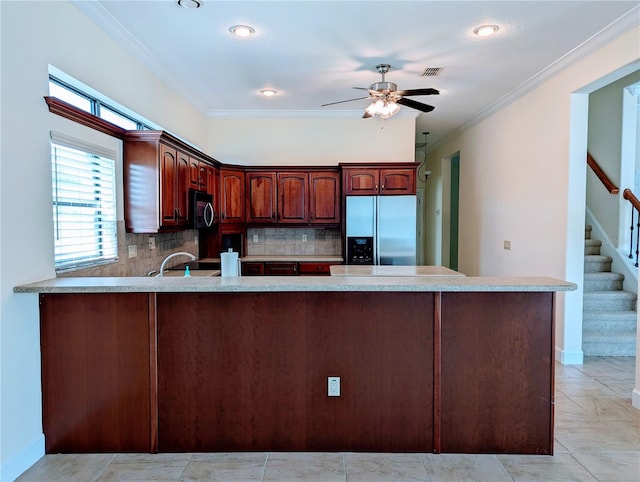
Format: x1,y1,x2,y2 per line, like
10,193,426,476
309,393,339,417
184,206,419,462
623,188,640,267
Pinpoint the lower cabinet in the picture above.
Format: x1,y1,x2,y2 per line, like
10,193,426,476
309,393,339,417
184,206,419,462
242,261,338,276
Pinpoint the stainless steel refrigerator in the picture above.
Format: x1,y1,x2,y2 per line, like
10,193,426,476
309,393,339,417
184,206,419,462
345,195,417,265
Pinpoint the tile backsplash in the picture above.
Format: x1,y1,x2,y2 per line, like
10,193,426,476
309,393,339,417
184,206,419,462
246,227,341,256
58,221,198,278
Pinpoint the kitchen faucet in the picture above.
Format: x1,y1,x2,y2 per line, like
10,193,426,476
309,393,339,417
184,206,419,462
158,251,196,277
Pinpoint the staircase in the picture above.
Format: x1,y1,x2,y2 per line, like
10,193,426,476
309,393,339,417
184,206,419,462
583,225,637,356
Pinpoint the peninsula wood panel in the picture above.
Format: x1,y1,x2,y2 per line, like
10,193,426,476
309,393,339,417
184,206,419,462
156,292,434,452
39,293,152,453
439,292,554,454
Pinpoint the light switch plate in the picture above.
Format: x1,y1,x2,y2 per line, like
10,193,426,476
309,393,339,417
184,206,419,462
504,240,511,250
253,234,259,243
328,376,340,397
302,234,308,243
148,237,156,250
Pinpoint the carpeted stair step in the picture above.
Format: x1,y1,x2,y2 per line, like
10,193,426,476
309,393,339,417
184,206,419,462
584,254,612,273
583,290,637,311
583,338,637,356
585,224,592,240
583,272,624,292
582,310,637,333
584,239,602,255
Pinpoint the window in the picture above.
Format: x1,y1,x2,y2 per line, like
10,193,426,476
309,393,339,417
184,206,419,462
48,76,152,130
51,133,118,270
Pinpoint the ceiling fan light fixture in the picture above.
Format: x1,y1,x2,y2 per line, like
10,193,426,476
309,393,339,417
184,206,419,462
229,25,255,38
365,99,401,119
473,24,499,37
177,0,201,9
259,88,278,97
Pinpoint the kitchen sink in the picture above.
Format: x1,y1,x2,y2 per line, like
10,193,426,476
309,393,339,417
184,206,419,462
158,269,220,277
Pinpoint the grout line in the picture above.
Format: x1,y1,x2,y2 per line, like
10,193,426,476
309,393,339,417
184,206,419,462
260,452,270,481
91,453,117,482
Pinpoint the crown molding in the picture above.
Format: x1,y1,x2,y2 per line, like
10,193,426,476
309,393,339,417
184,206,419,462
207,109,419,119
70,0,210,113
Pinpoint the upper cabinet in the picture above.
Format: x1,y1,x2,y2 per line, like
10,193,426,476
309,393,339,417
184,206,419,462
124,131,194,233
309,171,341,224
245,172,277,224
342,163,418,195
220,169,245,224
245,169,340,226
277,172,309,224
189,156,208,192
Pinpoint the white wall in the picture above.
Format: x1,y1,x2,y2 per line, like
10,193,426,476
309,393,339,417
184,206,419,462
423,26,640,364
0,2,416,479
0,1,209,479
206,116,416,166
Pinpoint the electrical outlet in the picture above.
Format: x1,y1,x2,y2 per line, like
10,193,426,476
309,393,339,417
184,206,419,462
148,237,156,250
128,245,138,258
504,240,511,250
328,376,340,397
302,234,308,243
253,234,259,243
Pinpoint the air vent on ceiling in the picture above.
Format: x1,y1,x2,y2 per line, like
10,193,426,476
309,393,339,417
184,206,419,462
421,67,443,77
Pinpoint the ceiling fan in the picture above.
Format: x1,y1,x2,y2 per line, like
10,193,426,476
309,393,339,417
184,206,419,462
321,64,439,119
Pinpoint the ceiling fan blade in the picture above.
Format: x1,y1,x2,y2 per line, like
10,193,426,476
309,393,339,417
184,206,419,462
362,111,372,119
395,88,440,96
321,96,370,107
352,87,370,91
397,97,435,113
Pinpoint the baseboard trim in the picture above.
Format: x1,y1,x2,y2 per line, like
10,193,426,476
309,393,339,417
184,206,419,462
555,346,584,365
1,434,44,482
633,388,640,410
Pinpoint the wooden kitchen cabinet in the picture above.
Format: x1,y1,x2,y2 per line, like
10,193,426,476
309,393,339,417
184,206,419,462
264,262,298,275
277,172,308,224
245,169,339,226
124,131,192,232
245,172,277,223
241,262,265,276
309,171,341,224
220,169,245,223
189,156,208,192
342,163,418,195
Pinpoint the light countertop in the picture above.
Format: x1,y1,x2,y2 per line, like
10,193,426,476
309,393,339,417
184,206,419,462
330,265,464,277
14,275,576,294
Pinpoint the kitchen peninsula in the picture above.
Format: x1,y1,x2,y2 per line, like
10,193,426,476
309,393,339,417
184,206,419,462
15,275,575,456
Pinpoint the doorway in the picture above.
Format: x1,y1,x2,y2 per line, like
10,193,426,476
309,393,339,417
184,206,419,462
449,154,460,271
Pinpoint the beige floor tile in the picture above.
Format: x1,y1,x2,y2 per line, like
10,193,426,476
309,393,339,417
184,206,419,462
555,421,640,452
422,453,512,482
180,453,267,481
344,453,428,482
262,452,345,482
570,395,640,422
95,453,191,481
497,453,598,481
572,451,640,482
16,454,115,482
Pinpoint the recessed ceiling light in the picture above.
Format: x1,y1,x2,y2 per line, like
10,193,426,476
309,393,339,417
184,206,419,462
473,24,499,37
177,0,201,9
260,89,278,97
229,25,255,38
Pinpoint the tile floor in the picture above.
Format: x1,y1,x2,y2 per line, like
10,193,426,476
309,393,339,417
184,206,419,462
16,357,640,481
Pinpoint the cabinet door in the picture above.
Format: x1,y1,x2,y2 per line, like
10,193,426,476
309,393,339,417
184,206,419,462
160,144,179,226
246,172,277,224
189,158,208,192
277,172,308,224
309,172,340,224
343,168,380,195
206,165,220,222
220,170,245,223
380,168,416,195
175,151,190,225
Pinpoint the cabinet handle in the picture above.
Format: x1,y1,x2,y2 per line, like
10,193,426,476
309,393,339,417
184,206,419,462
375,184,378,191
381,184,385,192
222,212,226,219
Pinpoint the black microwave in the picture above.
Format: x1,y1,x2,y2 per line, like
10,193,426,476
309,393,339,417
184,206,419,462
189,189,215,229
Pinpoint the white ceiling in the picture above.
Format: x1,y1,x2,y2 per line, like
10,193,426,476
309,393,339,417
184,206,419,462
73,1,639,147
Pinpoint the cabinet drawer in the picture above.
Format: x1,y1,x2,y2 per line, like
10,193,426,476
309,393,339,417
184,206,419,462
241,262,264,276
298,262,337,275
264,262,298,276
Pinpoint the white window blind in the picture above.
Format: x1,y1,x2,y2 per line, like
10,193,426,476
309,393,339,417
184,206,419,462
50,132,118,270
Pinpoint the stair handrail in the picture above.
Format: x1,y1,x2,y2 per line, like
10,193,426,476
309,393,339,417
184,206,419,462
623,188,640,267
587,152,619,194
